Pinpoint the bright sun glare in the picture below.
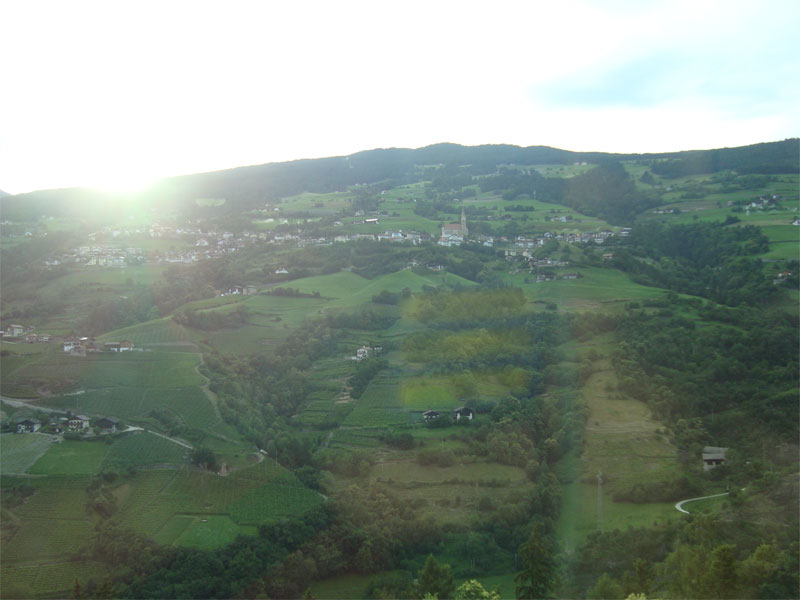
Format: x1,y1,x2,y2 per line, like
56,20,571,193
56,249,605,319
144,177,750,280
91,168,160,195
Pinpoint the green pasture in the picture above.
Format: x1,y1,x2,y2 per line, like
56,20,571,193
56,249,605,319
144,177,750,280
400,375,459,410
113,460,322,543
0,433,55,474
3,351,204,394
279,191,355,211
103,431,188,469
170,515,258,549
37,264,168,292
28,440,109,475
556,348,682,550
503,267,669,311
273,269,476,311
98,318,202,347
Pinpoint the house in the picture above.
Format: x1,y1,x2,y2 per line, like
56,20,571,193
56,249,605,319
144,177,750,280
16,419,41,433
68,415,91,431
452,407,474,421
96,416,120,433
63,337,80,352
104,342,121,352
119,340,134,351
422,410,440,422
353,346,372,361
7,324,25,337
702,446,728,470
562,273,579,280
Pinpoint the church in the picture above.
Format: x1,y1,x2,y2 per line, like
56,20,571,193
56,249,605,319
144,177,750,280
439,208,468,246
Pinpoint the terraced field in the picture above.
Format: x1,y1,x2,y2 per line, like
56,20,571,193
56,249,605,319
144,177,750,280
2,476,95,564
342,370,409,427
103,431,188,469
0,433,55,474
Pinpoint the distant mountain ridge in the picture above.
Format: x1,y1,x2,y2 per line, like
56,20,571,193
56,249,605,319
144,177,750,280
1,139,797,220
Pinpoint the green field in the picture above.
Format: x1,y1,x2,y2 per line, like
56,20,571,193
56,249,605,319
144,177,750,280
556,346,681,551
0,560,109,598
399,375,459,410
111,460,323,544
3,351,204,393
343,371,409,427
97,317,202,347
171,515,258,549
28,440,109,475
103,431,188,469
0,433,55,474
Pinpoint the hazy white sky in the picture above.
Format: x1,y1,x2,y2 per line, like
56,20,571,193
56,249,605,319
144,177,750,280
2,0,798,194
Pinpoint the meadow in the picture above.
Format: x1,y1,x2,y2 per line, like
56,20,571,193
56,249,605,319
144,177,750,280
102,431,188,469
28,439,109,475
109,460,324,549
0,433,56,474
555,342,683,551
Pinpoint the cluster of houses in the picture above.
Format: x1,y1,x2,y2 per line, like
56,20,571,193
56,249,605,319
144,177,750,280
63,337,135,355
772,270,793,285
351,345,382,361
422,406,475,422
14,414,120,435
0,324,52,343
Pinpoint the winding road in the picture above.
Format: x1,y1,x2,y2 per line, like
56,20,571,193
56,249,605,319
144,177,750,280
674,488,745,514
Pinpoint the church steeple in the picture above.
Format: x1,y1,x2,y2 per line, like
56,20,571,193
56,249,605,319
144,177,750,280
460,207,468,238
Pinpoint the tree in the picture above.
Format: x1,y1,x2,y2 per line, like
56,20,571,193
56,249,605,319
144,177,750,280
418,554,455,600
515,524,556,599
72,578,82,600
453,580,501,600
190,447,219,472
587,573,624,599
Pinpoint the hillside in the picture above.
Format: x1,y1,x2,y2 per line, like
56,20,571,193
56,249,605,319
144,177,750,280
0,141,797,599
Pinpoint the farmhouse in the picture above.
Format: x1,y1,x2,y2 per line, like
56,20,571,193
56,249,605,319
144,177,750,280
6,324,25,337
96,416,120,433
702,446,728,470
422,410,440,422
68,415,91,431
452,407,474,421
16,418,41,433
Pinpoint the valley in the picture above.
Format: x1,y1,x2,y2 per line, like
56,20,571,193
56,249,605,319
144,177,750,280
1,141,798,599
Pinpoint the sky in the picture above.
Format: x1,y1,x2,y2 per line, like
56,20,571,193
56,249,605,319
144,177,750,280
1,0,798,194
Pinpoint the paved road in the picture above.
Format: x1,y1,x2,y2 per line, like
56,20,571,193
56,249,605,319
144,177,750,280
1,395,65,414
675,488,745,514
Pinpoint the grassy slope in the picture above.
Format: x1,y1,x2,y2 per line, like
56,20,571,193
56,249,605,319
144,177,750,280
556,337,681,552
